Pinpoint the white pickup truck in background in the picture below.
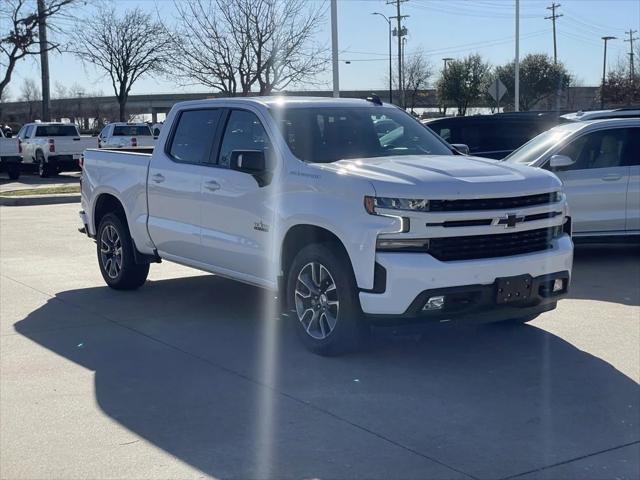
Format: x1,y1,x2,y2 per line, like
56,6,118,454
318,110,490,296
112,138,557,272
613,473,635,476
17,122,98,177
79,97,573,355
98,123,156,149
0,128,22,180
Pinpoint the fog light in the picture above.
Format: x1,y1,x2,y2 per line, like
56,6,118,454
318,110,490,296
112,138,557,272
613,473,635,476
553,279,564,292
423,295,445,310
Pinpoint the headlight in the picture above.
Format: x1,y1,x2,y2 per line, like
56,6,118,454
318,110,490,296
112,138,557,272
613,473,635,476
364,196,429,214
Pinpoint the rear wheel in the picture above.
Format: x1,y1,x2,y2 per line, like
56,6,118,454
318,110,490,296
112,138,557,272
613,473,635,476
287,243,366,355
37,152,49,178
97,213,149,290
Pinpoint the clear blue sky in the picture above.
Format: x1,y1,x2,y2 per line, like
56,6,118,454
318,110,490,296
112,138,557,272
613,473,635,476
6,0,640,100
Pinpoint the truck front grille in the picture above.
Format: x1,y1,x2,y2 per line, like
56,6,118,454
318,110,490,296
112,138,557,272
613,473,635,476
428,227,556,261
428,192,559,212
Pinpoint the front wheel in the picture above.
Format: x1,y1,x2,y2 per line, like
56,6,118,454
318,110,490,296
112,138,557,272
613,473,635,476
287,243,366,355
97,213,149,290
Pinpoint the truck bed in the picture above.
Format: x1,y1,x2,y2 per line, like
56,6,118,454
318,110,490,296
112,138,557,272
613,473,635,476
81,148,154,252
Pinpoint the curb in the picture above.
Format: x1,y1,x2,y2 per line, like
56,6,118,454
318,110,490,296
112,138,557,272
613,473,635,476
0,194,80,207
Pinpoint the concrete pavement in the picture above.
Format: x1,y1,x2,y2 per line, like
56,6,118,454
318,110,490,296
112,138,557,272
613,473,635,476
1,204,639,479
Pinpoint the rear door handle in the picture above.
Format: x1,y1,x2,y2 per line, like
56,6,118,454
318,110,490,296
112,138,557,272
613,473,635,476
151,173,165,183
204,180,221,192
601,174,622,181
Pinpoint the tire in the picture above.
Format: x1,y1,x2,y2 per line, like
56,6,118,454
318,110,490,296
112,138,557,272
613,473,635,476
97,213,149,290
287,243,367,355
6,164,20,180
37,151,49,178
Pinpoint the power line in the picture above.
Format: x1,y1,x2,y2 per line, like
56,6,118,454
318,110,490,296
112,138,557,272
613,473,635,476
545,2,563,63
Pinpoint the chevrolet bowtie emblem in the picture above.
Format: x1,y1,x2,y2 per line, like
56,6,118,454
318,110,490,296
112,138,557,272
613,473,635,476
493,213,525,228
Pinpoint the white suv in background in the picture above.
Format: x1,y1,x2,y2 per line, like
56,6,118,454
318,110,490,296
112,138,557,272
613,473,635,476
504,118,639,238
98,123,155,149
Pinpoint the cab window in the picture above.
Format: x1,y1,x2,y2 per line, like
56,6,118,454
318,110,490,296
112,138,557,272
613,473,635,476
168,109,221,164
217,110,272,168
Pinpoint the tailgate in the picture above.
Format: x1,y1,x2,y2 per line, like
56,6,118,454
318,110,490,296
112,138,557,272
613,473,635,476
53,137,98,156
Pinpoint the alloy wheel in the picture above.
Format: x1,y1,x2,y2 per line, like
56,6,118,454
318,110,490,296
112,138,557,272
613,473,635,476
295,262,340,340
100,225,123,279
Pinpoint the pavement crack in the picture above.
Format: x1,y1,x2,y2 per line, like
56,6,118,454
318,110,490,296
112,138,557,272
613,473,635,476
499,439,640,480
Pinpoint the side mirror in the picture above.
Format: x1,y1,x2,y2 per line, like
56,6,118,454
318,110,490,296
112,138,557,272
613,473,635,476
230,150,265,174
451,143,470,155
549,154,575,170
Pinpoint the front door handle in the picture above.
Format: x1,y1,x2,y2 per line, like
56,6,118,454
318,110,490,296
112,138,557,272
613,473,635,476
601,174,622,181
204,180,221,192
151,173,165,183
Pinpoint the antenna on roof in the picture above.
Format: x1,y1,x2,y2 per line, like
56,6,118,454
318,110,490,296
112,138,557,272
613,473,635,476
366,93,382,106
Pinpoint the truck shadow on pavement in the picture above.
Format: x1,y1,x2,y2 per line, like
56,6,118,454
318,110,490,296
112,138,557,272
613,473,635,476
13,267,640,479
569,244,639,306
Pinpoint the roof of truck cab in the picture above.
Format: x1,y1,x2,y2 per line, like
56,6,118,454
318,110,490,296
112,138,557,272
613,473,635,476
174,96,394,109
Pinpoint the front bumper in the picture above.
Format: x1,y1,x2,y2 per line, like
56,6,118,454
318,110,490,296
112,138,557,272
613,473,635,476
359,234,573,317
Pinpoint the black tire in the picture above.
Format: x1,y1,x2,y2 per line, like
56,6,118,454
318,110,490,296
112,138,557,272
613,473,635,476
97,213,149,290
287,243,367,356
37,151,49,178
6,163,20,180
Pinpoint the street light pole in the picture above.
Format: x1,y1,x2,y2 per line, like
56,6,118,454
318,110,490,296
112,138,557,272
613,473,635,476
601,36,616,109
372,12,393,104
515,0,520,112
331,0,339,98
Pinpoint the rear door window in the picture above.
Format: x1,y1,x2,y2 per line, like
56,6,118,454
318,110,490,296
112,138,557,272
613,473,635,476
168,109,221,164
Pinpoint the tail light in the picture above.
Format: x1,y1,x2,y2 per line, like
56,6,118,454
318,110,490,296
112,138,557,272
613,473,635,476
18,139,22,154
131,137,137,147
48,138,55,153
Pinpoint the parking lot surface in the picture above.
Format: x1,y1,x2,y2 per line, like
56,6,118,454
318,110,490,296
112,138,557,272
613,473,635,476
1,203,639,479
0,171,80,193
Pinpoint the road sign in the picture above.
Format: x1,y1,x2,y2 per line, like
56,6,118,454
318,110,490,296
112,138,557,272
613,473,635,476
488,78,507,102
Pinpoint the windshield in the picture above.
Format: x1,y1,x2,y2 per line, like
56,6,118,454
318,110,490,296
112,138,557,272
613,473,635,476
270,106,452,163
504,129,572,165
35,125,79,137
113,125,152,136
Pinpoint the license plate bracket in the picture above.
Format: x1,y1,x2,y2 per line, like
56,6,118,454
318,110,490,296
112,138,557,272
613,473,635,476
495,274,533,304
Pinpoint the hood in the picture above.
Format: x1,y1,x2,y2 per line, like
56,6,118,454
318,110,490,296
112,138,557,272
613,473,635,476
311,155,562,198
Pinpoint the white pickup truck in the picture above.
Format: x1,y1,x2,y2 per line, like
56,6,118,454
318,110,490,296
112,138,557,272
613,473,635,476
79,97,573,355
97,123,156,149
17,122,98,177
0,128,22,180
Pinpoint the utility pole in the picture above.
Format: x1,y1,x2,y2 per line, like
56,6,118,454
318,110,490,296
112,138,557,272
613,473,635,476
625,29,638,80
372,12,393,104
601,36,616,109
331,0,339,97
442,57,453,73
37,0,51,121
389,0,408,109
545,2,562,64
515,0,520,112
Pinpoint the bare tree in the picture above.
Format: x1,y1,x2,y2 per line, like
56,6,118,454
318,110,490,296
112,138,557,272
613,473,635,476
402,48,432,114
20,77,41,121
71,7,172,121
170,0,328,96
0,0,75,100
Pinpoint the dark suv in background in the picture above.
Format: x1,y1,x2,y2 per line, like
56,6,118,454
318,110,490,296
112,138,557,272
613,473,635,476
424,112,567,159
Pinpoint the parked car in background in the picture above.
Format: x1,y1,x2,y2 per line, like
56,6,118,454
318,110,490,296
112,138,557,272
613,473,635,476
424,112,566,159
561,108,640,122
504,118,639,238
17,122,98,177
0,127,22,180
98,123,155,149
79,97,572,355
